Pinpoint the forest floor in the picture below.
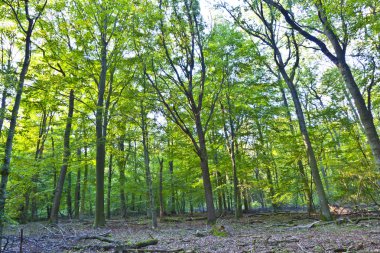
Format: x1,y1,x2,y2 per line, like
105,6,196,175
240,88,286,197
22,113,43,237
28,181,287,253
2,211,380,252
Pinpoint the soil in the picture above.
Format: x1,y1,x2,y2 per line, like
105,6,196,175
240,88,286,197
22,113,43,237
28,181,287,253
2,212,380,252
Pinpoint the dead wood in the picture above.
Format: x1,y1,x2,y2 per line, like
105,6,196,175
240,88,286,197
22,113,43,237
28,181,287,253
120,248,184,252
353,217,380,224
185,217,207,221
268,238,299,245
160,217,183,223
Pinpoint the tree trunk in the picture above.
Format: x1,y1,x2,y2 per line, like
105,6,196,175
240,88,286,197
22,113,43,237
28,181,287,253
158,157,164,218
141,103,157,229
74,149,81,219
50,89,75,223
67,171,72,218
279,66,332,220
280,86,314,213
0,87,7,136
80,146,88,216
94,26,108,228
106,154,113,219
118,137,127,218
0,18,35,249
169,161,175,215
195,114,216,224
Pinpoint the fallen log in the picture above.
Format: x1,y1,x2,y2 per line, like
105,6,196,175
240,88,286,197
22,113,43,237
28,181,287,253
185,217,207,221
63,238,158,252
120,248,184,252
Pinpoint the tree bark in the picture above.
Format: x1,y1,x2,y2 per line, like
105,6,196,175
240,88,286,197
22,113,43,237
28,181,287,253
280,86,314,213
80,146,88,216
74,149,81,219
94,22,108,227
50,89,75,223
106,154,113,219
158,157,164,218
67,171,72,218
279,66,331,220
118,137,128,218
169,160,175,215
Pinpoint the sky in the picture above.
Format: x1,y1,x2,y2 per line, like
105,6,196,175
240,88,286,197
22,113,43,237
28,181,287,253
200,0,238,25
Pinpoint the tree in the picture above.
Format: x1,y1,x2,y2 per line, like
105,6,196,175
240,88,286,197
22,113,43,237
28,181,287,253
0,0,47,247
224,0,332,219
50,90,75,223
144,0,222,223
263,0,380,170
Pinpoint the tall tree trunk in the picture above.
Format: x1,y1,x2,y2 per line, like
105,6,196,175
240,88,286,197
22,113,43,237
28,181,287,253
118,137,128,218
280,86,314,213
80,146,88,216
278,65,332,220
221,101,242,219
141,103,157,229
67,171,72,218
158,157,164,218
169,161,175,215
0,87,7,136
94,25,108,228
0,10,42,247
195,114,216,224
264,0,380,170
74,149,81,219
50,89,75,223
106,154,113,219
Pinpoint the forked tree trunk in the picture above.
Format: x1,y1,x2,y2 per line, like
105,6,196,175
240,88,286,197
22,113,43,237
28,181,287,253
50,90,75,223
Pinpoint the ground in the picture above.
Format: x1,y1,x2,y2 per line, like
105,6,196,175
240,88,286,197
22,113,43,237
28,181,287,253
2,212,380,252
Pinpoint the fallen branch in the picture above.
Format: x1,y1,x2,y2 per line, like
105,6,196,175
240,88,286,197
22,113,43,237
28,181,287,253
354,217,380,224
185,217,207,221
268,238,299,245
120,248,183,252
63,238,158,252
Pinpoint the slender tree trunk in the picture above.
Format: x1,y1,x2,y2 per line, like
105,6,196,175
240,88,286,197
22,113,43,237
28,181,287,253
80,147,88,216
94,27,108,228
221,101,242,219
279,66,332,220
169,161,175,215
0,87,7,136
280,86,314,213
50,90,75,223
74,149,81,219
118,137,127,218
106,154,113,219
0,20,35,248
141,103,157,229
195,114,216,224
158,158,164,218
67,171,72,218
264,0,380,170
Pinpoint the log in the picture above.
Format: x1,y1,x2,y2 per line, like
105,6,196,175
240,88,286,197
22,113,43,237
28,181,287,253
121,248,184,252
185,217,207,221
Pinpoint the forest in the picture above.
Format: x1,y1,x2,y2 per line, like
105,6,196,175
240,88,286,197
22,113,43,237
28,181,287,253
0,0,379,252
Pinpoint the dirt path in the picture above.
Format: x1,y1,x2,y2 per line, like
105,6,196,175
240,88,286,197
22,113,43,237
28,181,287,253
3,213,380,252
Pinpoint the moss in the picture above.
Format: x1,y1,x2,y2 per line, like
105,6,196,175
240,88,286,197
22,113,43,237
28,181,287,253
211,225,228,237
